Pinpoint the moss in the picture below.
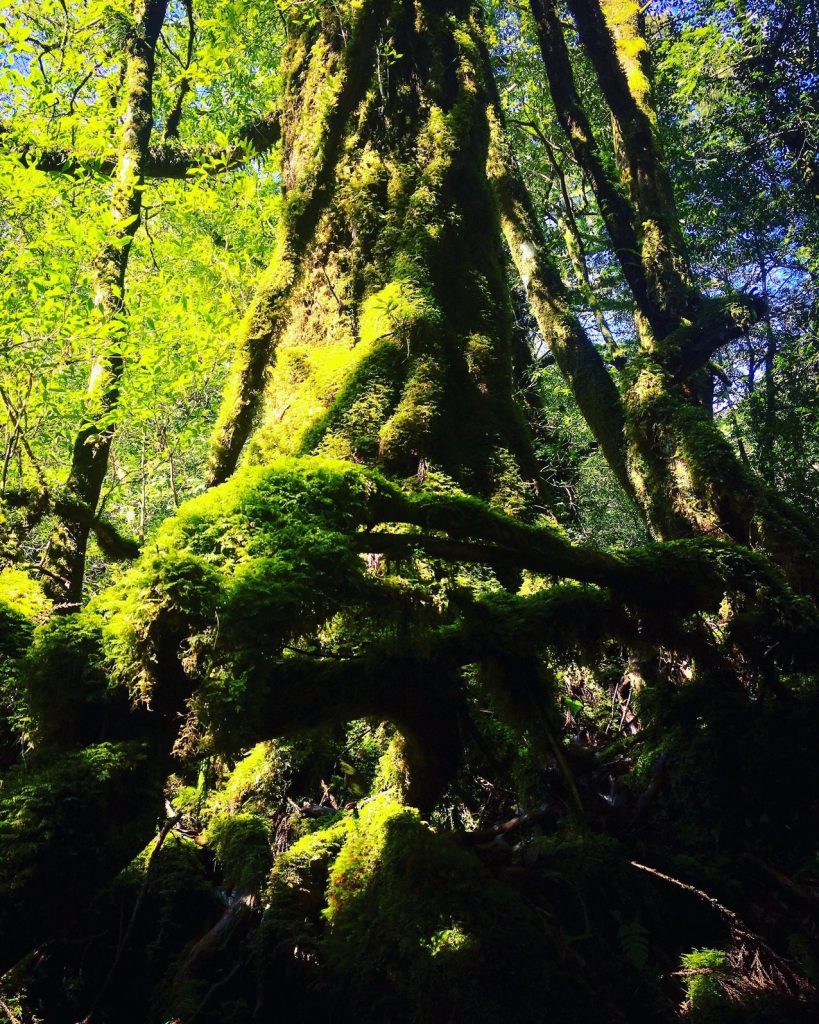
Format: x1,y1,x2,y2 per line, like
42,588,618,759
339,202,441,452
290,341,405,460
261,813,352,961
205,812,272,893
23,612,118,749
38,832,225,1024
631,678,819,862
0,568,50,621
209,0,536,501
260,796,573,1021
0,598,34,764
371,731,413,797
0,740,164,967
621,349,819,592
378,354,446,461
90,457,563,750
677,945,808,1023
204,741,283,817
97,550,222,701
623,357,740,538
319,795,566,1022
118,831,222,948
206,0,392,485
529,829,623,880
87,460,390,747
0,600,33,676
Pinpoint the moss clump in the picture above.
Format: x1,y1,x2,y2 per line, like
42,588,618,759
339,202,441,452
97,549,222,702
259,797,604,1022
205,812,272,893
370,730,413,798
0,568,50,621
203,741,286,818
23,612,118,749
261,813,351,963
318,796,565,1022
117,832,223,962
291,341,405,461
0,741,156,886
677,946,808,1023
0,741,163,967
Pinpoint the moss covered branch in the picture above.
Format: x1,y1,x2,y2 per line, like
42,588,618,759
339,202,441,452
0,111,281,180
485,94,633,502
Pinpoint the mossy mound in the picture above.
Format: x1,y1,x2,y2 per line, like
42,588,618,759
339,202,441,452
260,795,588,1023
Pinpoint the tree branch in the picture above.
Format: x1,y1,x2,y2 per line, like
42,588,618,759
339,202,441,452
0,110,281,181
528,0,659,332
563,0,696,327
661,293,768,382
485,101,634,503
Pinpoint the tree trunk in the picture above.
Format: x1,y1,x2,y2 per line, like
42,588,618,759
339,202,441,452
0,0,546,970
207,0,537,505
523,0,819,590
42,0,168,610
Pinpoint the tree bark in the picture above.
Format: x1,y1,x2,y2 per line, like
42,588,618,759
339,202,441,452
42,0,168,609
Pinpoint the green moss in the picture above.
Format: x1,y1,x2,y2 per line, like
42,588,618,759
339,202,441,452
97,550,222,701
292,341,405,460
0,569,50,621
320,795,563,1022
632,677,819,861
371,731,413,797
260,793,585,1021
23,612,115,749
0,599,32,663
205,742,282,816
119,830,221,933
261,813,352,960
378,355,446,461
205,812,271,893
0,598,34,764
208,0,535,501
0,740,163,960
75,832,225,1023
681,948,731,1019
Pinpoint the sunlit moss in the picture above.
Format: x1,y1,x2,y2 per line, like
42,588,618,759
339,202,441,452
320,795,562,1020
680,948,731,1019
0,569,50,622
205,811,271,893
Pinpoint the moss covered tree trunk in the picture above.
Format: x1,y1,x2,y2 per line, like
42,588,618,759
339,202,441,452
0,0,545,972
520,0,819,594
42,0,168,610
207,0,536,508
